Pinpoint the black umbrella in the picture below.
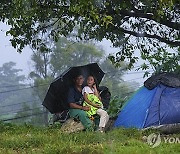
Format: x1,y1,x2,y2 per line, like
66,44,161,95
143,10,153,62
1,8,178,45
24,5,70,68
42,63,105,114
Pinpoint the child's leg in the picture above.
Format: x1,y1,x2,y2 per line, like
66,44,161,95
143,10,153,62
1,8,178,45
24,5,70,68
96,109,109,128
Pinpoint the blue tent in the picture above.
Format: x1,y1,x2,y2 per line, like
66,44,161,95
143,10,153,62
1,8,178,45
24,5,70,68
114,84,180,129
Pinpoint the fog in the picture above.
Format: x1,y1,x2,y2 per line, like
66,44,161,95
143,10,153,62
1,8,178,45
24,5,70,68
0,22,147,85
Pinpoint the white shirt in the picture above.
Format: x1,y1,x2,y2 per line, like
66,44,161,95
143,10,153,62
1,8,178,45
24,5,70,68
82,86,95,95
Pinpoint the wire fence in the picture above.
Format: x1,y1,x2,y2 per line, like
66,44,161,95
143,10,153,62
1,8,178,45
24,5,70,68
1,111,46,122
0,70,148,123
0,99,40,108
0,85,143,122
0,83,49,94
0,106,44,116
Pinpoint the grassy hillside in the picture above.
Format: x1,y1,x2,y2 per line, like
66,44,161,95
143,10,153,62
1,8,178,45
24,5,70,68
0,122,180,154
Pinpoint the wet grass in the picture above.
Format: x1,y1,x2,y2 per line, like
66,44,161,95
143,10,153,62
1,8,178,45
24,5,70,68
0,122,180,154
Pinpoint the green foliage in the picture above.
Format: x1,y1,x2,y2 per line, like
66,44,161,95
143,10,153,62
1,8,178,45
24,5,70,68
138,49,180,76
50,37,104,75
0,122,180,153
107,96,127,118
0,0,179,70
100,59,139,97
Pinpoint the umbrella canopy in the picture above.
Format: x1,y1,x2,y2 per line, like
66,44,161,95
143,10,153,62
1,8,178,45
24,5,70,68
42,63,105,113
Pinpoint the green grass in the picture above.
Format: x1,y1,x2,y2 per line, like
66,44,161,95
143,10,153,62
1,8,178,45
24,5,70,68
0,122,180,154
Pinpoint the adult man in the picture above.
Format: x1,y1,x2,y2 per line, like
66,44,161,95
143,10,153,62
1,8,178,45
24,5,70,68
67,74,94,131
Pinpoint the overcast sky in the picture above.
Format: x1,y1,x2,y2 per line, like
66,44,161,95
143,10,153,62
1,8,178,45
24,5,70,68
0,22,148,85
0,23,32,75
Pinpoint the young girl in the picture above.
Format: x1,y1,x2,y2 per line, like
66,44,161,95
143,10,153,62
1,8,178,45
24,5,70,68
82,75,109,132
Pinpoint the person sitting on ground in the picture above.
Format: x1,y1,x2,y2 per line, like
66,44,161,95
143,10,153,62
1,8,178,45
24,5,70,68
82,75,109,132
67,74,94,131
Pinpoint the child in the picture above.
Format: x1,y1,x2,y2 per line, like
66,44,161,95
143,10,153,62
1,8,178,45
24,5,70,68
82,75,109,132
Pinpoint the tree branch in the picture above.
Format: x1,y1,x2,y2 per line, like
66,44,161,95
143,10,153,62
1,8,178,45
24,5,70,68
119,10,180,31
37,18,61,33
106,8,180,30
117,27,180,46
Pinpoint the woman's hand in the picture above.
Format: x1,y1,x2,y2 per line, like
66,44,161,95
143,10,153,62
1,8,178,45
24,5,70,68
93,84,97,90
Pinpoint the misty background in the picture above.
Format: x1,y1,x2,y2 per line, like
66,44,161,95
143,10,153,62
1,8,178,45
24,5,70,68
0,21,147,125
0,22,148,83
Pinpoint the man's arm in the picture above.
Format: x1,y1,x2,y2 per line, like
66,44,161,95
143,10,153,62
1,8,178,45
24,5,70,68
67,88,89,111
69,103,90,111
